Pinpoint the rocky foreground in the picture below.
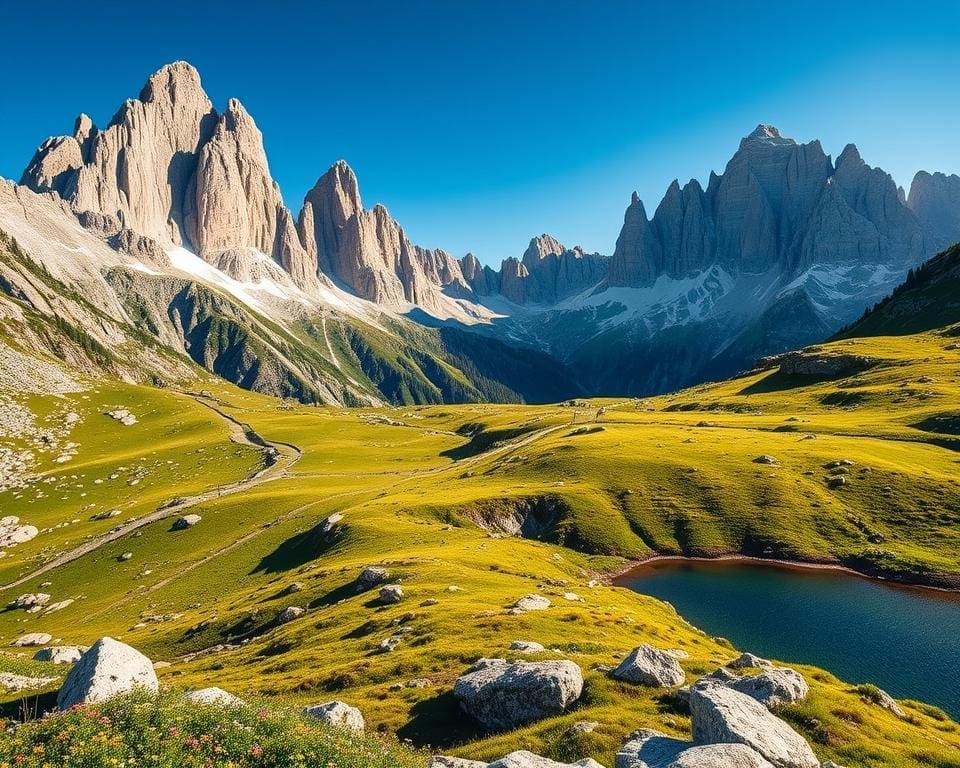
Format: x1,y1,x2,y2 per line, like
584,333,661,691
13,633,863,768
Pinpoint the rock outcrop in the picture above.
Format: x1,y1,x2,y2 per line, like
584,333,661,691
497,235,606,304
431,754,602,768
57,637,158,709
616,729,776,768
689,686,819,768
611,644,686,687
727,667,809,708
908,171,960,254
33,646,84,665
608,125,929,290
298,160,472,313
302,700,365,733
453,659,583,729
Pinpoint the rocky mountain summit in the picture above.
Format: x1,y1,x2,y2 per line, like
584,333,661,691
11,62,960,401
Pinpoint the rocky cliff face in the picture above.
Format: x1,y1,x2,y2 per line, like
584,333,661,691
608,125,928,289
21,62,317,292
15,62,960,402
481,235,607,305
297,160,474,314
22,62,216,250
907,171,960,255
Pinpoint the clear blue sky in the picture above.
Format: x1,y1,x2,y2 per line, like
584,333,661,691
3,1,959,263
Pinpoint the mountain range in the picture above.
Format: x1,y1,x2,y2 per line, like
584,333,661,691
5,61,960,404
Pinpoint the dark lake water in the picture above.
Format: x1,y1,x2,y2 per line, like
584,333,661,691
618,559,960,719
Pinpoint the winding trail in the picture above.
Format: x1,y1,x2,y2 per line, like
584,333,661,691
0,392,301,592
1,398,631,595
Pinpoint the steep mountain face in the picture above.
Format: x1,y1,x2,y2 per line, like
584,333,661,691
491,235,607,305
607,126,924,287
486,124,959,395
12,62,960,402
297,160,479,318
907,171,960,255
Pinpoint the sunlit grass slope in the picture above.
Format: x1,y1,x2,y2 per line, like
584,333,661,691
1,327,959,766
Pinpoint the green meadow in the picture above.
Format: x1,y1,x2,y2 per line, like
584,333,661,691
1,327,959,766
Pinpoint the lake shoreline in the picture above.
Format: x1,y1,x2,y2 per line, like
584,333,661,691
604,552,960,594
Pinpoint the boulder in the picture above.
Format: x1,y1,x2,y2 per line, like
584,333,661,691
689,686,819,768
277,605,305,623
510,594,551,612
669,745,775,768
7,592,51,611
454,659,583,729
510,641,546,654
0,516,38,547
172,514,201,530
302,700,364,733
356,566,389,592
868,687,906,719
379,584,404,604
33,645,84,664
57,637,158,709
616,729,775,768
728,653,772,669
612,644,685,687
728,667,809,707
753,455,777,465
182,687,243,706
429,759,488,768
12,632,51,646
490,752,604,768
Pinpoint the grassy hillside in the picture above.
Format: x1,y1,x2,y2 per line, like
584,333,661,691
1,328,959,766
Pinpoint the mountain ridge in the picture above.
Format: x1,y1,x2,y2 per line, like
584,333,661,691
12,61,960,402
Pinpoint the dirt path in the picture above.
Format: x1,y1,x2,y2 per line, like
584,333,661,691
0,403,574,594
0,392,301,592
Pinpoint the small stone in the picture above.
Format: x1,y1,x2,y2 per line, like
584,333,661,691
510,594,551,612
379,584,403,604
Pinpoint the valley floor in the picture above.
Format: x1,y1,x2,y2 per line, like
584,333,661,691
1,328,959,766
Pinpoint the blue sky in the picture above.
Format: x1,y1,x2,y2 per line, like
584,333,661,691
3,1,959,263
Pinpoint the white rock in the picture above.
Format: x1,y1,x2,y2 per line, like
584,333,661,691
379,584,403,604
8,593,51,610
729,653,772,669
690,686,819,768
454,659,583,729
172,514,201,530
490,752,604,768
277,606,305,623
616,729,774,768
33,645,84,664
356,566,389,591
728,667,809,707
510,641,546,654
612,645,685,687
303,700,364,733
511,594,551,612
0,516,38,547
57,637,158,709
12,632,52,647
182,687,243,706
